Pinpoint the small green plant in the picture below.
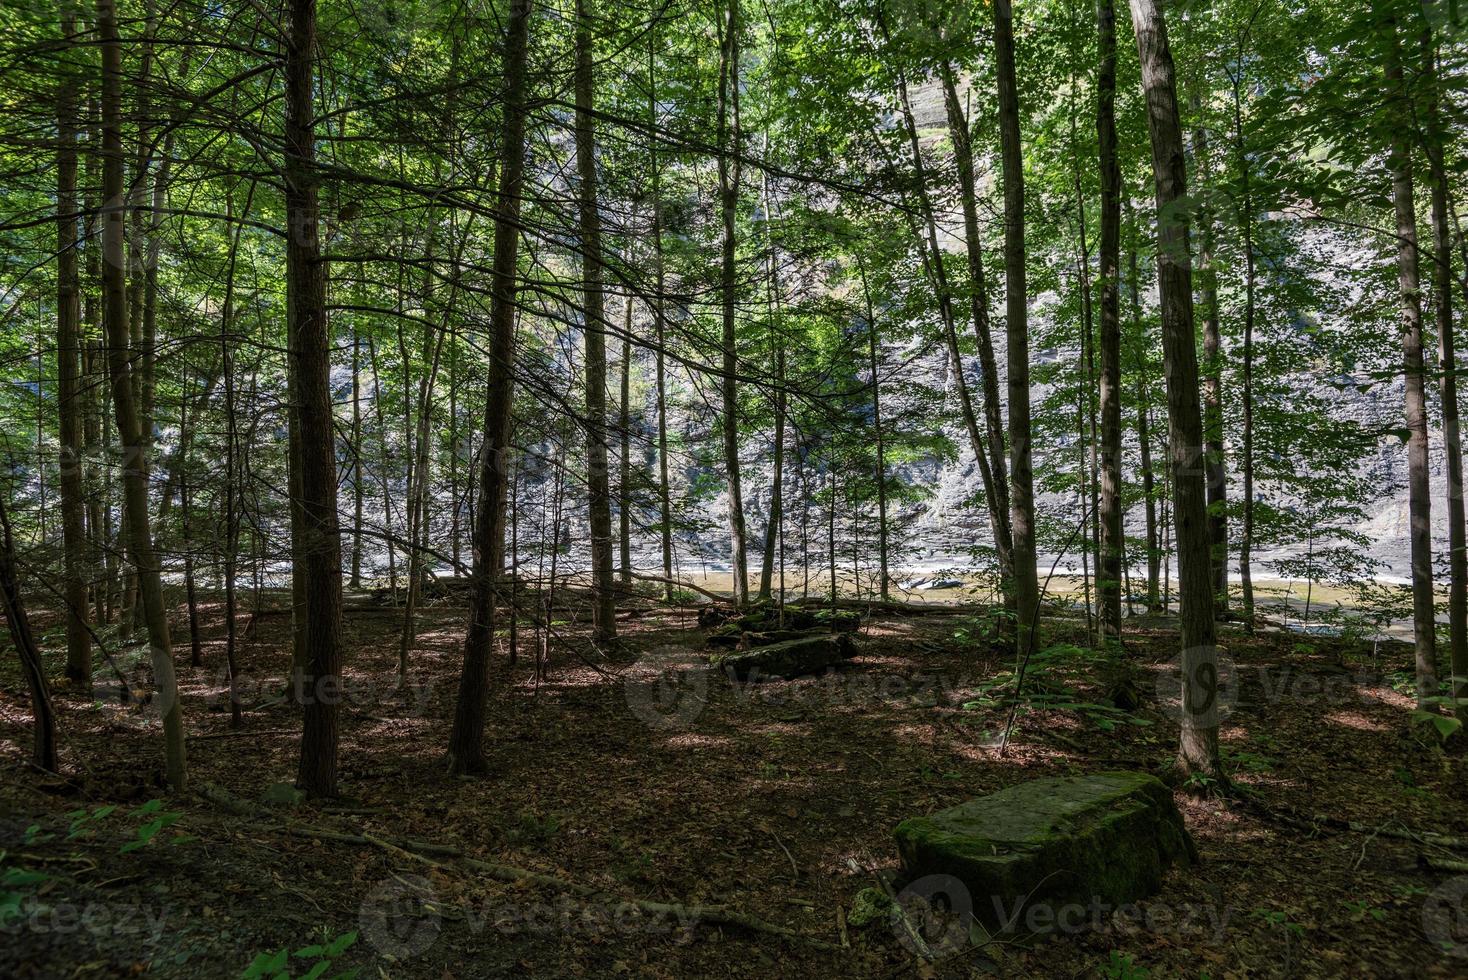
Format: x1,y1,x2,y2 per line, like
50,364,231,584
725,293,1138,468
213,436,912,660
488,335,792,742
242,929,358,980
65,803,118,840
1098,950,1150,979
118,799,195,853
1340,899,1385,922
1410,701,1462,742
962,643,1153,731
1252,906,1305,938
0,852,50,925
507,811,560,845
1222,748,1275,773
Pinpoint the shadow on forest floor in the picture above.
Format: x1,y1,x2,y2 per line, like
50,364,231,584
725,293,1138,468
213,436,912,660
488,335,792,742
1,592,1465,977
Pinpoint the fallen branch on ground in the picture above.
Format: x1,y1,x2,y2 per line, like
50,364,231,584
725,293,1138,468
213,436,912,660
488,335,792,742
196,783,839,951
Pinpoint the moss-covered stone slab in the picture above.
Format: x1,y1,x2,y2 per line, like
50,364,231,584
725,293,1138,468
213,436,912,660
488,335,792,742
709,633,856,680
894,771,1196,934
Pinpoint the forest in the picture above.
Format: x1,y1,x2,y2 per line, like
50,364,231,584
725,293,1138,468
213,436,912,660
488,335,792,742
2,0,1468,975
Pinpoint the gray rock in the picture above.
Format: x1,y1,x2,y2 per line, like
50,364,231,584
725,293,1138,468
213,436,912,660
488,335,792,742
894,771,1196,935
709,633,857,680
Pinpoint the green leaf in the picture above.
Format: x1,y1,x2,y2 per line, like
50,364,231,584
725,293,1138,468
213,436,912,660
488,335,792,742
242,948,289,979
324,932,357,957
300,962,331,980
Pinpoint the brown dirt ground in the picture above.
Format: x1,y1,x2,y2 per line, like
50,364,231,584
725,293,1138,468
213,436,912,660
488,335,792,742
2,592,1467,978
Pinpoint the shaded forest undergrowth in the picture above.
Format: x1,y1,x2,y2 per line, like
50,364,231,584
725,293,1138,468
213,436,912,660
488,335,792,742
3,594,1467,978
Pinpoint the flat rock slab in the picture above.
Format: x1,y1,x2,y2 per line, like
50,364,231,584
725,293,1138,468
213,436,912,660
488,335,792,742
709,633,856,680
894,771,1196,934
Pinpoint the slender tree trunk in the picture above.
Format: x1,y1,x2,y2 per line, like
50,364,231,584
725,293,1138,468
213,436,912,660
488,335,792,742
0,491,59,772
858,259,890,601
619,296,633,586
994,0,1040,649
757,169,785,602
286,0,343,797
1191,110,1229,614
99,0,184,790
940,65,1014,564
449,0,532,775
56,6,90,685
893,66,1008,593
220,180,248,729
1383,19,1437,709
1096,0,1124,640
350,325,363,588
1422,30,1466,719
180,395,201,667
1130,0,1222,777
649,40,674,604
717,0,749,607
1232,73,1258,630
575,0,616,642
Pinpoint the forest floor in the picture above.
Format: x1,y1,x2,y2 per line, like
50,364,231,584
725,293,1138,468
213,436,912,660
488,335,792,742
2,589,1467,978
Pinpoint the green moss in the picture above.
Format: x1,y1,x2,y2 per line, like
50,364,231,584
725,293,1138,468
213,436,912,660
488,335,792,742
893,772,1196,932
847,887,893,928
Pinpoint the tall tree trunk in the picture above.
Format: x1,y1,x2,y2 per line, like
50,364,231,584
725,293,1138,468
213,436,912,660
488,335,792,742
98,0,185,790
1422,29,1466,719
0,491,59,772
220,180,249,729
1128,221,1162,614
1232,70,1258,630
891,64,1007,593
1096,0,1124,641
1129,0,1222,777
286,0,343,797
350,324,364,588
994,0,1040,647
940,66,1014,568
1191,110,1229,614
619,296,633,586
648,38,674,603
575,0,616,642
858,259,890,601
717,0,749,607
56,5,90,685
1383,19,1437,710
757,169,785,602
449,0,532,775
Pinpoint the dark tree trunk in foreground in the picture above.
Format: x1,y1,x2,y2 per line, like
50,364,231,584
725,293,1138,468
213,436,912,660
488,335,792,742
0,491,58,772
56,6,90,685
1384,19,1436,710
286,0,344,797
99,0,185,790
449,0,532,775
1130,0,1222,777
576,0,616,643
1096,0,1124,642
994,0,1040,647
